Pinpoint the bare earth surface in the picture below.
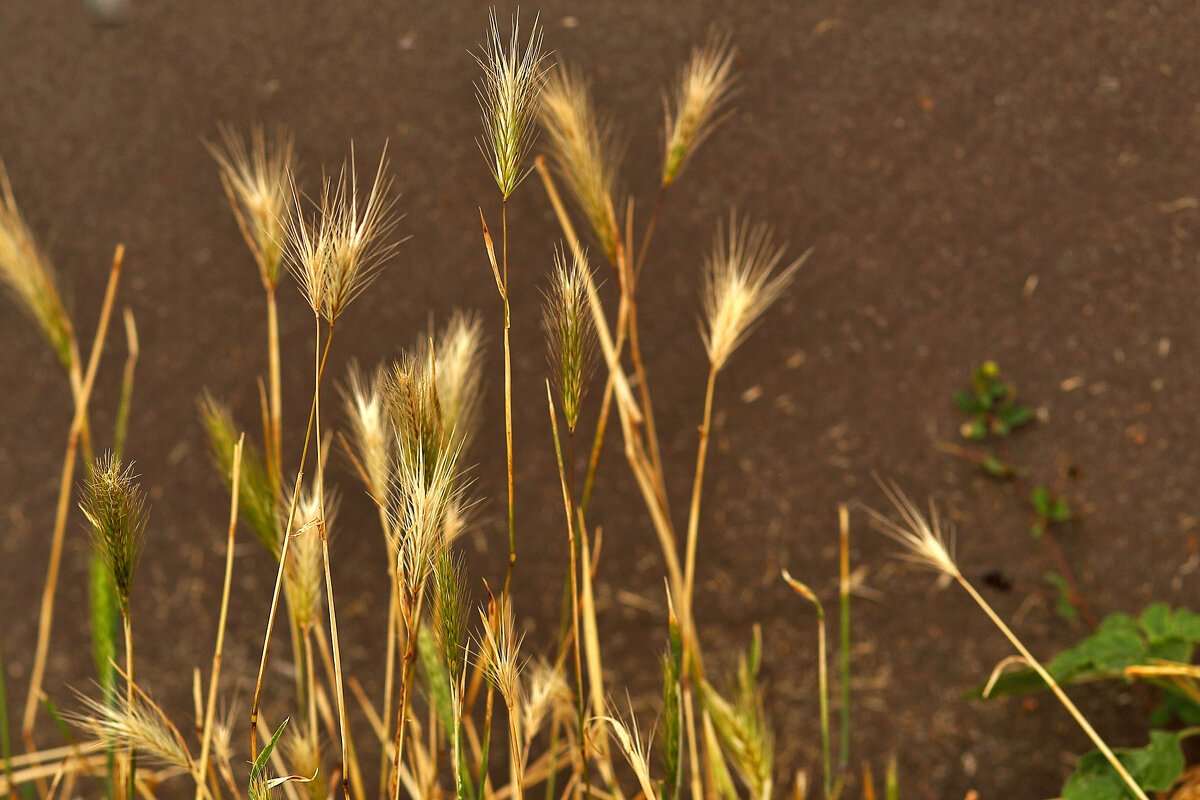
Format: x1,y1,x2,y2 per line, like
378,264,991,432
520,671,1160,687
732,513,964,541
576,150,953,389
3,2,1200,798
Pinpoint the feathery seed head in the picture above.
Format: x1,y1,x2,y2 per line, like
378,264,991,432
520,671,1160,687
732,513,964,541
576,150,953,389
866,479,960,578
663,31,738,187
70,689,192,771
701,212,807,372
341,360,393,502
285,481,337,633
434,311,486,454
287,149,399,323
522,659,570,743
542,245,596,432
81,454,148,616
390,441,464,589
384,352,447,476
476,10,549,199
281,724,326,800
433,550,470,676
199,395,281,556
207,124,295,289
0,162,75,368
539,66,622,261
477,593,525,717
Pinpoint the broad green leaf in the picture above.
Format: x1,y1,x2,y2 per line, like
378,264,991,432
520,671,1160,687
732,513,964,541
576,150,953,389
249,717,289,790
1062,730,1183,800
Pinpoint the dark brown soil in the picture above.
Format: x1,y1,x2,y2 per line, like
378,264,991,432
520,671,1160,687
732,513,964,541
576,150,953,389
3,1,1200,798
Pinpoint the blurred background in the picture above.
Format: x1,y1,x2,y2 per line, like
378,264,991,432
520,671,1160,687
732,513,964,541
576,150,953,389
3,1,1199,797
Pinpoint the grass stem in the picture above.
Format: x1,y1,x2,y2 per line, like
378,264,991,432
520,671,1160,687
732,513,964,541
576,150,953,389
23,245,124,768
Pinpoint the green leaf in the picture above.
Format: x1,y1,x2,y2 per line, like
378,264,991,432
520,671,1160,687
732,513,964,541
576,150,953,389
981,456,1012,479
249,717,289,790
1045,572,1079,620
1030,486,1050,516
1001,404,1033,429
1062,730,1184,800
1049,498,1072,523
971,606,1200,699
954,391,980,414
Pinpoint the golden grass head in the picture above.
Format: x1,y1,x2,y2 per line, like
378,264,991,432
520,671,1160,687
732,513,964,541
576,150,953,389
476,9,550,199
542,245,596,432
865,478,960,578
477,591,525,715
701,212,807,372
81,454,149,616
384,351,447,478
0,161,75,368
199,394,281,556
206,123,295,289
281,723,326,800
70,688,192,771
286,147,399,323
341,360,393,502
285,480,338,633
663,30,738,187
522,658,570,744
390,440,464,589
433,311,486,453
539,66,622,262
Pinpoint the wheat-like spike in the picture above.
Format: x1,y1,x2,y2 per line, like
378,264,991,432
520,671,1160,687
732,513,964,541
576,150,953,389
538,66,622,261
286,148,400,323
542,245,597,433
0,161,75,368
390,440,464,590
662,30,738,187
69,690,192,771
284,481,339,634
701,212,808,372
341,360,393,502
80,454,149,616
863,479,959,577
434,311,486,454
206,123,296,289
521,659,569,747
281,723,326,800
477,593,525,717
433,549,470,675
476,9,550,199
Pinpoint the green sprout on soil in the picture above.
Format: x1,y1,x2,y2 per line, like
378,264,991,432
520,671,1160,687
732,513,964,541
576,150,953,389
940,361,1091,624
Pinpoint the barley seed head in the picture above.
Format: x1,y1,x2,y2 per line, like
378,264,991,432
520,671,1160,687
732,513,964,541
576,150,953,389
206,123,295,289
663,31,738,187
701,212,807,372
284,480,338,633
70,689,192,771
476,9,550,199
81,454,148,617
477,592,525,716
286,148,399,323
341,360,393,503
542,245,596,432
433,311,486,454
539,66,622,262
865,479,960,578
0,161,75,368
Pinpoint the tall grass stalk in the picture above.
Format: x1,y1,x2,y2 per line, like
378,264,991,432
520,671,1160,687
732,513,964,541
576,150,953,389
195,435,243,800
782,569,829,799
23,245,125,763
837,504,850,777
